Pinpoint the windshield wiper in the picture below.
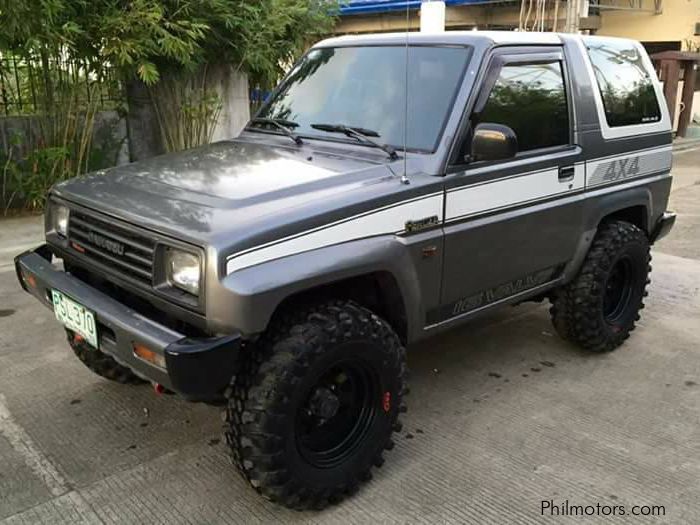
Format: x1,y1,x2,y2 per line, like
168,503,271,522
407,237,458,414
311,123,398,160
248,118,303,145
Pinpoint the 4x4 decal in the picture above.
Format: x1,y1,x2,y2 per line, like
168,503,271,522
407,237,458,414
587,147,672,187
602,157,640,182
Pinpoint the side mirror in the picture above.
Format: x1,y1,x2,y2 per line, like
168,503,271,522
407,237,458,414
470,123,518,162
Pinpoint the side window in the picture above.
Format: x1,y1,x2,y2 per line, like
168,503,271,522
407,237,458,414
586,40,661,127
477,61,569,152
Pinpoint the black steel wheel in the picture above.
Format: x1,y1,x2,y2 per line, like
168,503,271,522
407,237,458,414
550,220,651,352
296,357,380,469
223,300,407,510
603,256,634,324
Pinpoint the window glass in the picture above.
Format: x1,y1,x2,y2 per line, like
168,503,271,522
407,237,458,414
586,40,661,127
478,62,569,152
258,46,471,152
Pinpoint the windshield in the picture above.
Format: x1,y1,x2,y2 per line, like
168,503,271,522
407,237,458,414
256,45,471,152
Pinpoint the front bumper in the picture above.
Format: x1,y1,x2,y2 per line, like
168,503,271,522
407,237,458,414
15,246,240,401
651,211,676,243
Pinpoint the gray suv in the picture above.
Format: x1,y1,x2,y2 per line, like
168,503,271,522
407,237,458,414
16,31,676,509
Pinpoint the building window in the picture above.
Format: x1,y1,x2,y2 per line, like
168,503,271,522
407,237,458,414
478,61,569,152
587,40,662,128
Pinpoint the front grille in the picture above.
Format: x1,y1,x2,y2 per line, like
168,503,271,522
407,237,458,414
68,210,156,286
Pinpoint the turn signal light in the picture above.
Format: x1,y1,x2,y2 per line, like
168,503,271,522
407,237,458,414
133,343,166,369
21,270,37,289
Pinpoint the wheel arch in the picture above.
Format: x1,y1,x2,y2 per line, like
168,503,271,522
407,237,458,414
563,186,654,282
271,271,408,344
215,236,421,343
600,204,649,234
585,186,653,235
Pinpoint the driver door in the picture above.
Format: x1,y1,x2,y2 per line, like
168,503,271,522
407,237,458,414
433,47,585,325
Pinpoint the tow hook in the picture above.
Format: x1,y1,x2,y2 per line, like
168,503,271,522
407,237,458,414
153,383,165,395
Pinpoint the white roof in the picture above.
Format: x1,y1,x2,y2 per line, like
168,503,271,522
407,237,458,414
316,30,563,48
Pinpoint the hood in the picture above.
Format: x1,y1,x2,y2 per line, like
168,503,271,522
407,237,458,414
53,138,397,246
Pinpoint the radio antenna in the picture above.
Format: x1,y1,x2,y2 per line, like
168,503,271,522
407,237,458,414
400,0,410,185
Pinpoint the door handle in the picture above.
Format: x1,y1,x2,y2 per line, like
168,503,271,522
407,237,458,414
558,165,575,182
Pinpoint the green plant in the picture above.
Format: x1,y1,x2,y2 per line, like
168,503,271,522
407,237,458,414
16,146,71,210
0,0,337,87
0,67,102,214
0,0,338,211
151,66,223,152
1,132,22,213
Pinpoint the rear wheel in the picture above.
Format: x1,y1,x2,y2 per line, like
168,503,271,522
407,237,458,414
67,330,145,384
223,300,407,510
550,220,651,352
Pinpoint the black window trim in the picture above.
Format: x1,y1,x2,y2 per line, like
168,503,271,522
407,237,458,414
447,46,575,173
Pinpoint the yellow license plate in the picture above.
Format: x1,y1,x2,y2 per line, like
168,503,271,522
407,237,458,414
51,290,99,349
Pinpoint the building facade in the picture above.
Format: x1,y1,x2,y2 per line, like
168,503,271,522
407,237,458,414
335,0,700,53
334,0,700,133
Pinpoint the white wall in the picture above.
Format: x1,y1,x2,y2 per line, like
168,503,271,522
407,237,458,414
209,66,251,142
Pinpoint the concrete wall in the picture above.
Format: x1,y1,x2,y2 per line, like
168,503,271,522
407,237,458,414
208,66,250,143
0,111,129,210
0,110,129,169
597,0,700,43
125,78,163,162
126,65,250,161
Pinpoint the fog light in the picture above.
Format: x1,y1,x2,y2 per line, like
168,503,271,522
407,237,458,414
133,343,166,369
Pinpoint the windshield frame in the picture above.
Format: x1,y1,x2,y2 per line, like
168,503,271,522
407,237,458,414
249,43,473,155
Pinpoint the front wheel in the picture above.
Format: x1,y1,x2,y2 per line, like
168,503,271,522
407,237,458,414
223,301,407,510
550,220,651,352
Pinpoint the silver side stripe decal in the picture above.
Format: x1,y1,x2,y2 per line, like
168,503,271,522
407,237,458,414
445,164,585,222
226,193,444,274
225,146,672,275
586,145,672,187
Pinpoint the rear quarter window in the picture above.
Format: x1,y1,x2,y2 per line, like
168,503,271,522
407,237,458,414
586,40,661,128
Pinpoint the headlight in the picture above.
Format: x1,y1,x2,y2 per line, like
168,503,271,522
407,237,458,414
165,249,201,296
52,204,70,237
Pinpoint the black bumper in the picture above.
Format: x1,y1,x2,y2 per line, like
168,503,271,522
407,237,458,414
651,211,676,243
15,246,240,401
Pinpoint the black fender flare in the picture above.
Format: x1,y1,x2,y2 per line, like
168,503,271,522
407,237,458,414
582,184,653,234
214,235,422,340
563,184,654,281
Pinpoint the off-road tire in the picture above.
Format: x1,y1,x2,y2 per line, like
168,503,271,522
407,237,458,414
550,220,651,352
67,331,145,384
223,300,407,510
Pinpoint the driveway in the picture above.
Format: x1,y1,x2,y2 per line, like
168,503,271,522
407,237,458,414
1,148,699,524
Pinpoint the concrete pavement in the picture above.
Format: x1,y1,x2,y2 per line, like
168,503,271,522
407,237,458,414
0,149,699,523
0,215,43,273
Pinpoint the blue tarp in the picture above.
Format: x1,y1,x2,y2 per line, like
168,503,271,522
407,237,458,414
339,0,486,15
